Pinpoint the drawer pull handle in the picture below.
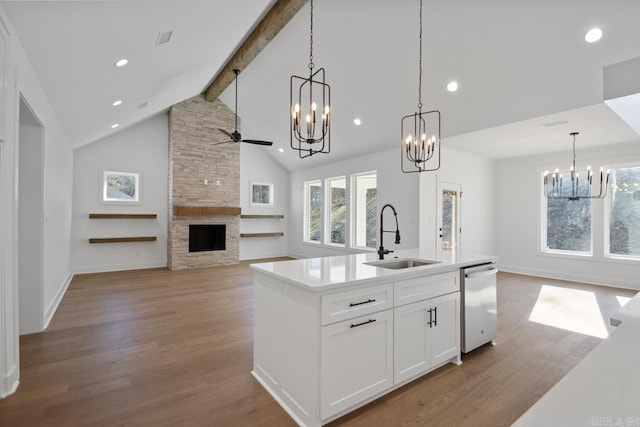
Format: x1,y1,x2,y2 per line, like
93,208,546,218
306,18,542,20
428,308,433,328
433,306,438,326
350,319,376,328
349,298,376,307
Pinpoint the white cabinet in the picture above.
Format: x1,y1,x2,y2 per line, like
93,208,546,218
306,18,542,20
321,309,393,419
394,292,459,384
0,17,9,143
253,268,462,426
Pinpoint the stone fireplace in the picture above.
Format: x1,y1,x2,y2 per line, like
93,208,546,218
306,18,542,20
167,95,240,270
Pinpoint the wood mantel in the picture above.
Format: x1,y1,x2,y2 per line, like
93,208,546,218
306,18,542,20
173,206,241,216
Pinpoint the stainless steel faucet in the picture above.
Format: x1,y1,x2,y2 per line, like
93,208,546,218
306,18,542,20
378,203,401,259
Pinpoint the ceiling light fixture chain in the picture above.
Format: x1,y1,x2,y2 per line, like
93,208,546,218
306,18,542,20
308,0,314,70
290,0,331,158
400,0,441,174
417,0,423,111
543,132,610,200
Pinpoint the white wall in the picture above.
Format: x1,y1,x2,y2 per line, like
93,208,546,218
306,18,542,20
239,144,289,260
0,6,74,397
288,147,420,259
71,114,168,273
496,141,640,290
419,147,496,259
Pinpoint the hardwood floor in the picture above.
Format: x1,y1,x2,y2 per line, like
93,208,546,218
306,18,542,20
0,264,636,426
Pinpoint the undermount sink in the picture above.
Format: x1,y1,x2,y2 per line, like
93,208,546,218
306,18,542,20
365,258,440,269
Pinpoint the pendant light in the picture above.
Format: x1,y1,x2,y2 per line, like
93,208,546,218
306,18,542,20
400,0,441,173
290,0,330,158
544,132,610,200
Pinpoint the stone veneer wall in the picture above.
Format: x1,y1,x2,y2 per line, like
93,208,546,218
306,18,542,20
168,95,240,270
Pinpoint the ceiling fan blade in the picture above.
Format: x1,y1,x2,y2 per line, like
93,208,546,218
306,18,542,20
217,128,235,139
241,139,273,146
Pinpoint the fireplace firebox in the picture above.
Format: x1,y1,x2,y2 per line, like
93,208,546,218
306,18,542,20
189,224,226,252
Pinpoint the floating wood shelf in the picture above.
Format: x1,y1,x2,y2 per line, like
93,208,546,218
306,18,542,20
240,214,284,219
89,236,157,244
173,206,241,216
89,213,157,219
240,232,284,238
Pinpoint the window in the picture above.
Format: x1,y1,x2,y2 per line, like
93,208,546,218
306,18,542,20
101,170,141,204
608,165,640,258
543,170,591,253
352,173,377,248
304,180,322,243
327,177,346,245
304,171,377,249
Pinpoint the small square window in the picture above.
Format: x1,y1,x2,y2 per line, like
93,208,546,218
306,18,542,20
250,183,274,207
101,170,141,204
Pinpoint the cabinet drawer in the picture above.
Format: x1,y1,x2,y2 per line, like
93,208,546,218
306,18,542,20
321,284,393,326
394,271,459,307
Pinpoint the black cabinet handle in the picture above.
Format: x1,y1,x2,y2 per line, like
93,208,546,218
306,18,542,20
350,319,376,328
349,298,376,307
434,306,438,326
427,308,433,328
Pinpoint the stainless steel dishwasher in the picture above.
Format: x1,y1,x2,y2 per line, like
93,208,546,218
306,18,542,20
461,263,498,353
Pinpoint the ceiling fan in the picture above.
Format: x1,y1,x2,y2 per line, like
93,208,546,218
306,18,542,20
215,69,273,146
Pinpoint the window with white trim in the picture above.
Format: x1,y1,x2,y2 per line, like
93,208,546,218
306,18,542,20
304,180,322,243
607,165,640,258
327,176,346,245
303,171,377,249
543,169,592,254
352,172,377,249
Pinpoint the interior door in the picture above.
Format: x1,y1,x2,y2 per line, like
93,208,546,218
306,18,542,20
437,182,462,260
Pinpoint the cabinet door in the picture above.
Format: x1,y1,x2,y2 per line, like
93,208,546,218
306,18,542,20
394,299,430,385
430,292,459,367
320,309,393,419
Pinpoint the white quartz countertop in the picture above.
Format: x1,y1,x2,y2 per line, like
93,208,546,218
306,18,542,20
514,292,640,426
250,249,497,291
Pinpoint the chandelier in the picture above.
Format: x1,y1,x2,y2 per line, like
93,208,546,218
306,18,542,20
400,0,441,173
290,0,330,158
544,132,610,200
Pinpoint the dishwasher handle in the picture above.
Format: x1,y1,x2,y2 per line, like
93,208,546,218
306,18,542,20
465,268,498,279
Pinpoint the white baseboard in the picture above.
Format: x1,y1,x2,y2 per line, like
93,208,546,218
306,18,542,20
44,273,73,330
1,365,19,398
498,264,640,291
73,260,167,275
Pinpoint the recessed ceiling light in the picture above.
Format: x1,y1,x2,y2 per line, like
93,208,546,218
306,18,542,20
353,118,361,126
446,81,458,92
585,28,602,43
278,148,284,153
137,101,148,109
111,123,119,129
115,58,128,67
112,100,122,106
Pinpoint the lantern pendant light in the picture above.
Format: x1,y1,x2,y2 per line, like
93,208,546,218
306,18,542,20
400,0,441,173
290,0,331,158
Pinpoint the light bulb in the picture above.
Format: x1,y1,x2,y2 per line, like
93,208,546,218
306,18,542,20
306,114,311,123
324,105,330,114
294,104,300,113
311,102,317,111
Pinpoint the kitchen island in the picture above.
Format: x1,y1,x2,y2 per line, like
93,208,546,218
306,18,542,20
250,249,497,427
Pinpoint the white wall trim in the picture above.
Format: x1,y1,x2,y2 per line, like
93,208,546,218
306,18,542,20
73,261,167,275
1,364,19,399
43,273,73,330
498,264,640,291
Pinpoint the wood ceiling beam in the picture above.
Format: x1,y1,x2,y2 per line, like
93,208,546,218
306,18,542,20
204,0,307,102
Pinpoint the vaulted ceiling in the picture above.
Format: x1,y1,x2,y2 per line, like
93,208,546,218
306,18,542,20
4,0,640,171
